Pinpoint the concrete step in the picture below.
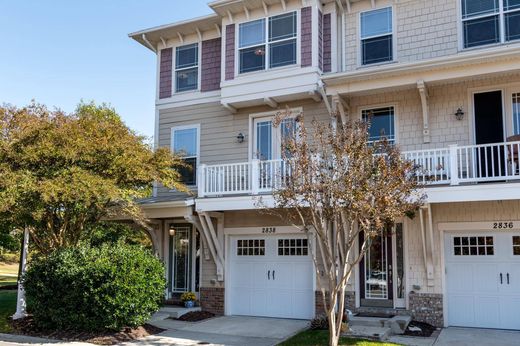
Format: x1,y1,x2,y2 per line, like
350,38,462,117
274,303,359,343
349,316,387,328
384,315,412,335
346,325,392,341
159,305,201,319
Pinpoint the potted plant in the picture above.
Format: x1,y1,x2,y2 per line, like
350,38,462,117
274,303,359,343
181,291,197,308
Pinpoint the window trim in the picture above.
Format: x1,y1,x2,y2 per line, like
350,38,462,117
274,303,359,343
173,42,201,94
459,0,520,50
235,9,300,77
358,104,398,144
358,6,396,67
171,124,201,186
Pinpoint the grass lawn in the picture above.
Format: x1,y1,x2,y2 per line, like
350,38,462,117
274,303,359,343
279,330,400,346
0,290,17,333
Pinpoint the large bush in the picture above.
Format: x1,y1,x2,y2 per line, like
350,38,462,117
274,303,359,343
23,243,166,331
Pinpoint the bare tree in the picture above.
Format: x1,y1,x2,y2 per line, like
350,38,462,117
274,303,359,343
264,109,424,346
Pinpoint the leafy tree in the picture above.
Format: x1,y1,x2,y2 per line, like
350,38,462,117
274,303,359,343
84,222,153,249
0,102,186,254
267,111,424,346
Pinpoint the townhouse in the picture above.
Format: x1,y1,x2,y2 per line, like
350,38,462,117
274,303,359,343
129,0,520,329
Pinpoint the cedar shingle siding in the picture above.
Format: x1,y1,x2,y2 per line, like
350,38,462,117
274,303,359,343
323,13,331,72
300,7,312,67
159,48,172,99
201,38,222,92
225,24,235,80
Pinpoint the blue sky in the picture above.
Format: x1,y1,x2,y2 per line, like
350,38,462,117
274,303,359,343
0,1,211,139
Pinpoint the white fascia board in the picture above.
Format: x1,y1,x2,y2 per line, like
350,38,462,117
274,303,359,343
425,183,520,204
196,195,275,211
156,90,221,109
141,198,195,209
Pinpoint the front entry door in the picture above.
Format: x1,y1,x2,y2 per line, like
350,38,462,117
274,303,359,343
360,229,393,307
474,91,505,178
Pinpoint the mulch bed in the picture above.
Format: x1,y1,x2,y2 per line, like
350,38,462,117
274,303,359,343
176,311,215,322
9,316,165,345
403,320,436,337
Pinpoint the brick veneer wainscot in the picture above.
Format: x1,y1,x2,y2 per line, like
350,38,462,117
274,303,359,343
315,291,356,316
159,48,172,99
409,292,443,327
200,287,225,315
201,38,222,92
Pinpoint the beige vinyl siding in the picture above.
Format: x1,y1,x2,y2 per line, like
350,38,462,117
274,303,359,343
157,99,330,197
344,0,459,72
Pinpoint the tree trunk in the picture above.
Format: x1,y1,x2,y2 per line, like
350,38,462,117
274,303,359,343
327,307,340,346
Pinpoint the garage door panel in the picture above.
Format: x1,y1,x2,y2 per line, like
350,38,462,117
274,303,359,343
447,263,474,292
448,294,475,327
229,235,314,319
499,296,520,329
293,262,313,287
445,232,520,330
473,264,500,293
474,296,500,329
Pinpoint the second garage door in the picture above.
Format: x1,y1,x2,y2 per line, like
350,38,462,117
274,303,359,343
445,231,520,329
228,235,314,319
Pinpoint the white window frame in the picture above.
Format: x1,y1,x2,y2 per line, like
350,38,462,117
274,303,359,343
236,10,300,76
248,108,302,161
459,0,520,50
358,6,395,67
171,124,200,186
359,105,397,144
173,43,201,93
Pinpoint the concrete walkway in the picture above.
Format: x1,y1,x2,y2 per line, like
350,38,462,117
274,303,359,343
433,327,520,346
140,316,309,346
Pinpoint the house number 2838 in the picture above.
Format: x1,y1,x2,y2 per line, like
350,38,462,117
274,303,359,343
262,227,276,234
493,222,514,229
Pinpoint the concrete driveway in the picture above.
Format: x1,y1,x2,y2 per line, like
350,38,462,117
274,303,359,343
433,327,520,346
137,316,309,346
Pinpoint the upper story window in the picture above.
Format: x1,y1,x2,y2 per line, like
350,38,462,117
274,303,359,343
238,12,297,74
175,43,199,92
360,7,393,65
172,125,199,185
361,107,395,143
461,0,520,48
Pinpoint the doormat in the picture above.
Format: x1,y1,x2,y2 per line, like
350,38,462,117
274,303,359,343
355,312,395,318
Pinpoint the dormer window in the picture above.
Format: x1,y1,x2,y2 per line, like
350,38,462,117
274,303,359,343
238,11,297,74
175,43,199,92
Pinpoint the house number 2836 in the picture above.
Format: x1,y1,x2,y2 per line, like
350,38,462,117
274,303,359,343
493,222,514,229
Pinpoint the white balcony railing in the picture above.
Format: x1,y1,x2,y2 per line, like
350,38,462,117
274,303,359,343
197,141,520,197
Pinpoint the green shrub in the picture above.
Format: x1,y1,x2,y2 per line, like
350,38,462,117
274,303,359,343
23,243,166,331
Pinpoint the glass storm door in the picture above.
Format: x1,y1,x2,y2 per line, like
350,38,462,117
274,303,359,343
169,225,192,293
360,228,393,307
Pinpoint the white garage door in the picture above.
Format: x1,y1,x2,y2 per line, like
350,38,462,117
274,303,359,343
445,232,520,329
228,235,314,319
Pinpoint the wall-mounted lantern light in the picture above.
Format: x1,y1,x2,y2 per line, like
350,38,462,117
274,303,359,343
454,108,464,121
169,225,176,237
237,133,245,143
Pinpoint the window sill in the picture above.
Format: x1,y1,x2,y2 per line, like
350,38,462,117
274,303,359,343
235,64,300,79
458,40,520,53
356,60,398,70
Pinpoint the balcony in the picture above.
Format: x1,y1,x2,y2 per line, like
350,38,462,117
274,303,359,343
197,141,520,198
